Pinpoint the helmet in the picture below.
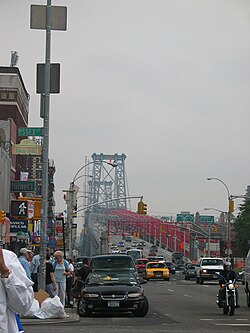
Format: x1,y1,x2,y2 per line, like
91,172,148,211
224,262,231,271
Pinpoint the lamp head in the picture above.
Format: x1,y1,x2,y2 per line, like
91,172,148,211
207,177,212,180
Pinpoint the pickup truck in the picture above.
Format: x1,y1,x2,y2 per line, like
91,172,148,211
195,257,224,284
245,249,250,307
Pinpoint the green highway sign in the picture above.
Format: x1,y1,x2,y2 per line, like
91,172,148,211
176,214,194,223
200,215,214,224
10,181,36,192
18,127,43,137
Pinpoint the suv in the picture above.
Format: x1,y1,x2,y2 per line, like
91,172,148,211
89,254,136,273
195,257,224,284
245,249,250,307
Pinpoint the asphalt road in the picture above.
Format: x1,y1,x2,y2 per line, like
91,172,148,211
25,273,250,333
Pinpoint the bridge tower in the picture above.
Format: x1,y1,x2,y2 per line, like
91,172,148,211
88,153,128,209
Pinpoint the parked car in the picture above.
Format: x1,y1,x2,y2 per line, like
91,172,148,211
184,264,197,280
77,270,148,317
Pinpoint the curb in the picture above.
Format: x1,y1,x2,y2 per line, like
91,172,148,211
22,313,80,326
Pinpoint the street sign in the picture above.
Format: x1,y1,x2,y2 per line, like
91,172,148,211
10,181,36,193
18,127,43,137
37,63,60,94
10,220,28,233
12,139,42,156
30,5,67,30
176,214,194,223
200,215,214,224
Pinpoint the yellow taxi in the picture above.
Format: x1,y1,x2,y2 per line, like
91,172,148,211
145,261,170,281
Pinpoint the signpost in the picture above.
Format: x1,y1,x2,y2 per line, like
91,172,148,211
200,215,214,224
10,220,28,234
12,139,42,156
18,128,43,137
176,214,194,223
10,181,36,193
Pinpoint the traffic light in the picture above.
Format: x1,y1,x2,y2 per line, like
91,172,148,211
11,200,28,218
137,200,147,215
229,199,234,213
0,210,5,224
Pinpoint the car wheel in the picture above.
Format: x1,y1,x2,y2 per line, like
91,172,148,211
133,297,149,317
246,291,250,307
187,276,190,281
196,276,199,284
199,277,204,284
77,296,86,317
184,275,187,280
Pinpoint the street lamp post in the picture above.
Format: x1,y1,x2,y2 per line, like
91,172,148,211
207,177,231,261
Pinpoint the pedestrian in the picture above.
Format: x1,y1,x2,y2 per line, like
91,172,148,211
53,251,71,306
0,245,34,332
39,252,57,297
66,258,75,307
18,248,31,279
78,258,91,282
30,250,40,291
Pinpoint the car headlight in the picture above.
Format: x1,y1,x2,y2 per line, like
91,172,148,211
128,293,143,298
228,284,234,290
83,293,99,298
202,269,207,273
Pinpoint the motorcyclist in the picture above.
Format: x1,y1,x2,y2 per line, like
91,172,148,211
218,261,239,308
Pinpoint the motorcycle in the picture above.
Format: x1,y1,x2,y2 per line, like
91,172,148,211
216,272,243,316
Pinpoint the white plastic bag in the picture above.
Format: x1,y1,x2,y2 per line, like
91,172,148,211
23,299,40,318
35,296,67,319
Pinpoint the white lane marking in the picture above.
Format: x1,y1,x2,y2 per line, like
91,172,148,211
164,314,172,316
215,324,250,327
236,319,249,321
184,294,192,297
203,285,209,288
168,289,174,292
200,319,213,321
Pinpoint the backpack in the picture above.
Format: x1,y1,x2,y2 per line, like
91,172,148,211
53,259,68,271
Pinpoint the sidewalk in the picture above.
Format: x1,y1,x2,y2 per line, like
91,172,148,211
22,308,80,326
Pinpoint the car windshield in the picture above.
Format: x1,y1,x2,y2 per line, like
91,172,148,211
201,259,223,266
148,263,166,269
136,260,147,265
86,271,138,286
91,257,134,270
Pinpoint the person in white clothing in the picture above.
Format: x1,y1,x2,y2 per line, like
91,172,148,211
0,246,34,333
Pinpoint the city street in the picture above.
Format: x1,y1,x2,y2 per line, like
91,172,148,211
25,273,250,333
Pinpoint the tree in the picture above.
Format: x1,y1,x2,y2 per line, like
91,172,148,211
234,199,250,257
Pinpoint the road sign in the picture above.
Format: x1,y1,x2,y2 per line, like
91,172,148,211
37,63,60,94
10,220,28,233
12,139,42,156
30,5,67,30
200,215,214,224
10,181,36,192
18,127,43,137
176,214,194,223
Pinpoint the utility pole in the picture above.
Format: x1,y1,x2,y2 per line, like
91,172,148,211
31,1,67,289
39,0,51,291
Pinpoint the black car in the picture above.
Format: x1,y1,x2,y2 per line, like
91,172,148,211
184,264,197,280
165,262,176,274
77,270,149,317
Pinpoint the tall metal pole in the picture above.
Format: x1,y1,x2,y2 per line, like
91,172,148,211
208,224,211,257
39,0,51,290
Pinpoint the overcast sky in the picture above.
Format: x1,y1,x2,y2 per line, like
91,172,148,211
1,0,250,218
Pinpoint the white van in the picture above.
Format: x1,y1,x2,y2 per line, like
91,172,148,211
245,249,250,307
126,249,143,262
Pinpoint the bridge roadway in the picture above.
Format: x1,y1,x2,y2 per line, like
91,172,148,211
26,272,250,333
